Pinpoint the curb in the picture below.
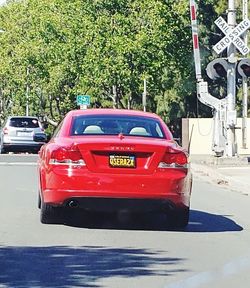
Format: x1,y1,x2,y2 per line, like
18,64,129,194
191,163,250,196
190,154,249,166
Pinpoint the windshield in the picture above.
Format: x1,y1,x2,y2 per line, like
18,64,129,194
70,115,165,138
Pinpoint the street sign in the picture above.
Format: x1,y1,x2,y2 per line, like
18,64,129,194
213,17,250,55
77,95,90,106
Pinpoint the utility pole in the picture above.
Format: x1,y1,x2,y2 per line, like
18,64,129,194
112,85,117,109
226,0,237,157
127,93,131,110
242,0,248,149
142,79,147,112
26,67,30,117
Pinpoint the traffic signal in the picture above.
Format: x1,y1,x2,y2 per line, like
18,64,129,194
237,58,250,78
206,58,228,80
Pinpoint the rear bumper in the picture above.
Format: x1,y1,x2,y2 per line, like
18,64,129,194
62,197,187,212
3,142,44,152
40,166,192,210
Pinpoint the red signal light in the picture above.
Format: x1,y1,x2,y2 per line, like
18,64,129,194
237,58,250,78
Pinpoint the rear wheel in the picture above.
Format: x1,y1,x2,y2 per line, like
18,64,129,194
38,193,41,209
40,200,62,224
0,144,5,154
167,207,190,229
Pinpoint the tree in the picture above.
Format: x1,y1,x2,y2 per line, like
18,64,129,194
0,0,229,130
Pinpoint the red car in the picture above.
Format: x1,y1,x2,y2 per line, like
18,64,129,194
37,109,192,228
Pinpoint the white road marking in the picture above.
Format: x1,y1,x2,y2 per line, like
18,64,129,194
0,162,37,166
218,167,250,170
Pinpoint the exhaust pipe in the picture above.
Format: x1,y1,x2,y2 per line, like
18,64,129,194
68,200,78,208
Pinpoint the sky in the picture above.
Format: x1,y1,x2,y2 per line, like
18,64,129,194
0,0,6,5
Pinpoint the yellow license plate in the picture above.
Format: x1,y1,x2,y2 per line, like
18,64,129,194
109,155,136,168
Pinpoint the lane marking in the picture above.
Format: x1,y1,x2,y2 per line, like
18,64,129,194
218,167,250,170
0,162,37,166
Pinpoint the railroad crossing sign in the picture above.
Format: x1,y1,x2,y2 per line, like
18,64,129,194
213,16,250,55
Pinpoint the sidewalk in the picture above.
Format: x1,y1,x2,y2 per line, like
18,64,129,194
191,155,250,196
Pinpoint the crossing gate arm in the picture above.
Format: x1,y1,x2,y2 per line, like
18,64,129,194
190,0,202,80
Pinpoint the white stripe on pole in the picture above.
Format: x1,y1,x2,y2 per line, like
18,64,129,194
190,0,202,80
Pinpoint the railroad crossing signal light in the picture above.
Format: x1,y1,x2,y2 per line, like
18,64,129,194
206,58,228,80
237,58,250,78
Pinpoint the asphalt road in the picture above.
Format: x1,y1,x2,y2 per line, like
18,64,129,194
0,154,250,288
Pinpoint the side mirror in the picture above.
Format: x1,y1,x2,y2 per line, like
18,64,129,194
33,133,47,143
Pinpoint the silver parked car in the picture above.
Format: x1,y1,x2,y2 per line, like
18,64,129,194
0,116,47,154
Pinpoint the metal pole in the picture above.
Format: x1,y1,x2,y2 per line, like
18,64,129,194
242,0,248,149
226,0,237,157
26,67,29,116
112,85,117,109
127,93,131,110
142,79,146,112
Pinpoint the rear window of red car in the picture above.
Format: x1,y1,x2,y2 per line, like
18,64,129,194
70,115,166,138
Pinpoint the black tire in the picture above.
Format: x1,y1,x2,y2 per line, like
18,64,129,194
0,145,5,154
40,200,62,224
38,193,41,209
167,207,190,229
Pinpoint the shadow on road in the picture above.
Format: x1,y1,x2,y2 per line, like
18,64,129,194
61,209,243,233
187,210,243,232
0,246,185,288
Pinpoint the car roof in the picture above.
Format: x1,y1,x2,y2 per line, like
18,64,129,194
67,109,161,119
8,116,39,119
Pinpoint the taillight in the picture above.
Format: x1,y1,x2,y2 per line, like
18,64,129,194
158,150,188,169
3,127,8,135
49,145,86,166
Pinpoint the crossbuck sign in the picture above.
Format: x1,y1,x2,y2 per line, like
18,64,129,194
213,16,250,55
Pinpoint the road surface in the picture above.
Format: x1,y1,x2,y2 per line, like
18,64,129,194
0,155,249,288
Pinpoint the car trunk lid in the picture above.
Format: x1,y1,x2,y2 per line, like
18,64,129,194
73,136,173,175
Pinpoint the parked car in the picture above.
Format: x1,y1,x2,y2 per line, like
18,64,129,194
0,116,47,154
38,109,192,228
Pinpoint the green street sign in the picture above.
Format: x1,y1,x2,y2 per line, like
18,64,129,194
77,95,90,106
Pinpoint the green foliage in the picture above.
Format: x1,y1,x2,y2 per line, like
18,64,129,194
0,0,234,131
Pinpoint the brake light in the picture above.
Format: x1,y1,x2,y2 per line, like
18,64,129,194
3,127,8,135
49,145,85,166
158,150,188,169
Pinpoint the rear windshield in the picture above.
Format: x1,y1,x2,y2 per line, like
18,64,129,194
9,117,40,128
70,115,165,138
